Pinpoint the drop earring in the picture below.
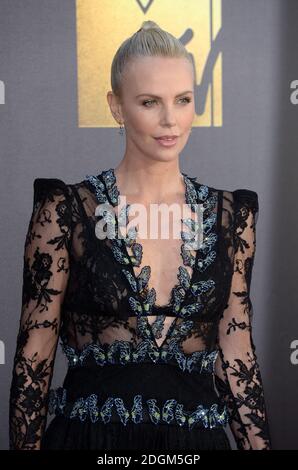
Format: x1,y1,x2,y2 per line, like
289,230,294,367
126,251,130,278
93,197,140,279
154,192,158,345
119,122,125,135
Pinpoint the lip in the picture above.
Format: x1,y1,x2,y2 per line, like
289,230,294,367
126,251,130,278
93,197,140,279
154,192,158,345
155,135,179,139
154,136,179,147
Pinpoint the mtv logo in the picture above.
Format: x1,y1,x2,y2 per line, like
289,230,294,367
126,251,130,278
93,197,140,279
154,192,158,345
76,0,222,127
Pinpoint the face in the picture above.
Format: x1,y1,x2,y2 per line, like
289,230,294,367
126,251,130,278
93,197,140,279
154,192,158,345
107,56,195,162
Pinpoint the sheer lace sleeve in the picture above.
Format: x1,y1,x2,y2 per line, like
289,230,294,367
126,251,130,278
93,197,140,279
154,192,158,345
214,189,272,450
9,178,72,450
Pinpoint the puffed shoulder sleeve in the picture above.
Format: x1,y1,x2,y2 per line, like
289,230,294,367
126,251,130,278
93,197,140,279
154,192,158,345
9,178,73,450
214,189,272,450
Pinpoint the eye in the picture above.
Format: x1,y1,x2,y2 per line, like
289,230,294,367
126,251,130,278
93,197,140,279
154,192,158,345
142,97,192,107
180,97,192,104
142,99,156,107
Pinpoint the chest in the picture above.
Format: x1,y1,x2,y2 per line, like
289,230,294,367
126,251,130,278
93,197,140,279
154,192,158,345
118,199,196,306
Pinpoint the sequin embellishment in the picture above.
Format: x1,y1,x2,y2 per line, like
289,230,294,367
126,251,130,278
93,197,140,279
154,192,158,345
48,387,229,430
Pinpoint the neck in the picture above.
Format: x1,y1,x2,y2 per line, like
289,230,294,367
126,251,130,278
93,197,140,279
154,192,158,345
114,158,185,203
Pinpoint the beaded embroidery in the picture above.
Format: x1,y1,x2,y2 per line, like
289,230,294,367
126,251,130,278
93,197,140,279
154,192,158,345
60,338,219,374
8,171,272,450
48,387,229,430
85,169,218,327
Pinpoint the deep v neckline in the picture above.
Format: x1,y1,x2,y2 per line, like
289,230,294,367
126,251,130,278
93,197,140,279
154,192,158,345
100,167,201,314
85,167,218,351
113,167,188,308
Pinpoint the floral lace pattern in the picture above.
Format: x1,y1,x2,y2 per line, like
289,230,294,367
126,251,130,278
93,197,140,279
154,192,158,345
8,171,272,450
9,179,73,450
86,169,218,351
214,190,272,450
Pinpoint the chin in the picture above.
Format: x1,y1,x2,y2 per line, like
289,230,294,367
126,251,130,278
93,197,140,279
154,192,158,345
150,152,180,163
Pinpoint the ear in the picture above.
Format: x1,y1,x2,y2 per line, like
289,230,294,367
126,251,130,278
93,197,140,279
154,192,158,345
106,91,124,124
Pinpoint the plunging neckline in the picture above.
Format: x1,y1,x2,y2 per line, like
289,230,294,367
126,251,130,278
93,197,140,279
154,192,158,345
85,167,218,351
101,167,201,313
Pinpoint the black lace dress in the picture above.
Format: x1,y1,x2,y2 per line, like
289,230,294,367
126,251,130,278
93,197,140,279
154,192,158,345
9,168,272,450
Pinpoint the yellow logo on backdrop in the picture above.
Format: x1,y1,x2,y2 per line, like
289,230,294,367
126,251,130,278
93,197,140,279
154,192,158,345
76,0,222,127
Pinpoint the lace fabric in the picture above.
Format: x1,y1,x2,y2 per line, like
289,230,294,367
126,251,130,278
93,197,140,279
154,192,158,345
214,190,271,450
8,169,271,450
9,179,72,450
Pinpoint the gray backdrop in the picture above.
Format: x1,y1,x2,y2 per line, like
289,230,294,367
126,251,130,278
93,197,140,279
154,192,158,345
0,0,298,450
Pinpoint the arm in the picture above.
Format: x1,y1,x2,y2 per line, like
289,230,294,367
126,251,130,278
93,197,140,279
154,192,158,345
214,190,272,450
9,178,72,450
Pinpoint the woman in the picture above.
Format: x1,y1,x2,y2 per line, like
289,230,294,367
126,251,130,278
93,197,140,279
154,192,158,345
9,20,271,450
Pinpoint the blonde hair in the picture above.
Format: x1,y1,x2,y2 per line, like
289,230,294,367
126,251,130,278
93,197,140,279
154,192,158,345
110,20,194,99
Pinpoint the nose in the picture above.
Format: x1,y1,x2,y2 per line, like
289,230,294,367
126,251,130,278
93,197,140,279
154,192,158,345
160,105,177,127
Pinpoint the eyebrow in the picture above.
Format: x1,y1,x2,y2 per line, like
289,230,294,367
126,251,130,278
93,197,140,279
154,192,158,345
136,91,193,99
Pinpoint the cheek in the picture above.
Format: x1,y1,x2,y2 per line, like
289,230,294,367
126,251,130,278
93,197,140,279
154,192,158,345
182,108,195,125
130,112,156,134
